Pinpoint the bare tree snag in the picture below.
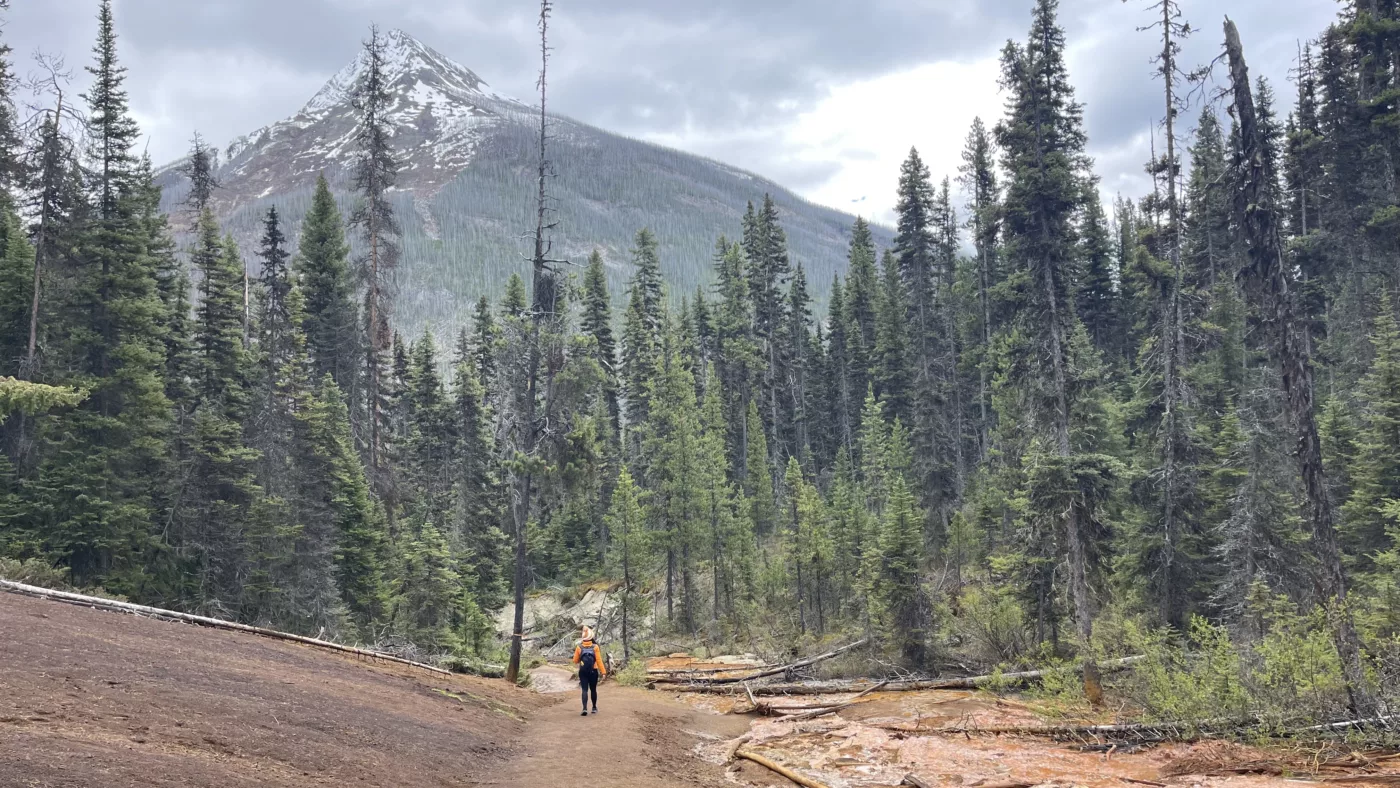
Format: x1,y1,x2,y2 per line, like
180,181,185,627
507,0,566,686
1222,16,1376,718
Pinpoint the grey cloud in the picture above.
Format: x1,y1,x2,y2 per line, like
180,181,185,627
2,0,1351,206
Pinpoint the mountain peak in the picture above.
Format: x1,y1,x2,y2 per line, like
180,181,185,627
300,29,501,117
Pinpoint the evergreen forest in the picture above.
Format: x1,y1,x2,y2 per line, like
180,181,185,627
2,0,1399,723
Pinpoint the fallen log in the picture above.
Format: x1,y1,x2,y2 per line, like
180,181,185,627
647,663,778,678
664,655,1144,695
735,748,831,788
0,579,453,676
1300,717,1400,732
656,639,868,687
868,719,1197,742
1318,775,1400,786
771,680,891,722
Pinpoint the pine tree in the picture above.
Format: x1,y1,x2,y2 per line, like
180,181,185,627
1208,385,1306,614
250,208,300,493
19,82,84,380
403,330,457,533
781,263,814,466
502,273,527,317
698,366,745,623
392,519,462,650
1077,191,1122,364
0,2,20,196
826,277,855,456
1183,110,1233,291
712,238,757,478
243,207,332,630
181,214,259,614
0,210,34,376
893,148,955,519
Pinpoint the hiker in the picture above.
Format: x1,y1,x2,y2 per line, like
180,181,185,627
572,626,606,716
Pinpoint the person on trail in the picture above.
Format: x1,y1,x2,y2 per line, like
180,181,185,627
572,626,605,716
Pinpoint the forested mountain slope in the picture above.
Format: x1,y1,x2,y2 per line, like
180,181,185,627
154,29,888,335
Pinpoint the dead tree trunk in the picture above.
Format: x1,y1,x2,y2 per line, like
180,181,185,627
1223,16,1375,718
507,0,564,686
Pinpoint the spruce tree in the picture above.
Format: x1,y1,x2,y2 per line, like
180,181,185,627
875,471,926,666
607,466,649,661
452,358,505,610
182,214,259,613
996,0,1112,699
1342,307,1400,566
581,249,620,434
350,25,402,483
1225,17,1375,715
712,238,757,478
302,375,387,633
959,118,1001,458
34,1,172,591
844,218,880,418
297,175,359,405
471,294,501,400
180,132,219,217
744,400,776,537
874,250,910,422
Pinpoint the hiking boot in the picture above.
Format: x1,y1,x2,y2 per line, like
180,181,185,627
580,710,588,716
591,707,598,714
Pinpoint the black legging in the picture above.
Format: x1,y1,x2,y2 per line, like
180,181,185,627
579,668,599,709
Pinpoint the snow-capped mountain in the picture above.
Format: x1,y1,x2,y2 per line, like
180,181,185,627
157,30,888,337
202,30,526,203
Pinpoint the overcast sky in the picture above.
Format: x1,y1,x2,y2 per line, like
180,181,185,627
6,0,1342,224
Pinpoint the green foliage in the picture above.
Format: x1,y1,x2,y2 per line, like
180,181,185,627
613,659,650,686
956,584,1030,664
0,378,86,421
1123,615,1249,726
0,556,73,589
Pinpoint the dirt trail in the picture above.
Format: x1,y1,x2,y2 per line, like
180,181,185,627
0,592,745,787
489,666,748,787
